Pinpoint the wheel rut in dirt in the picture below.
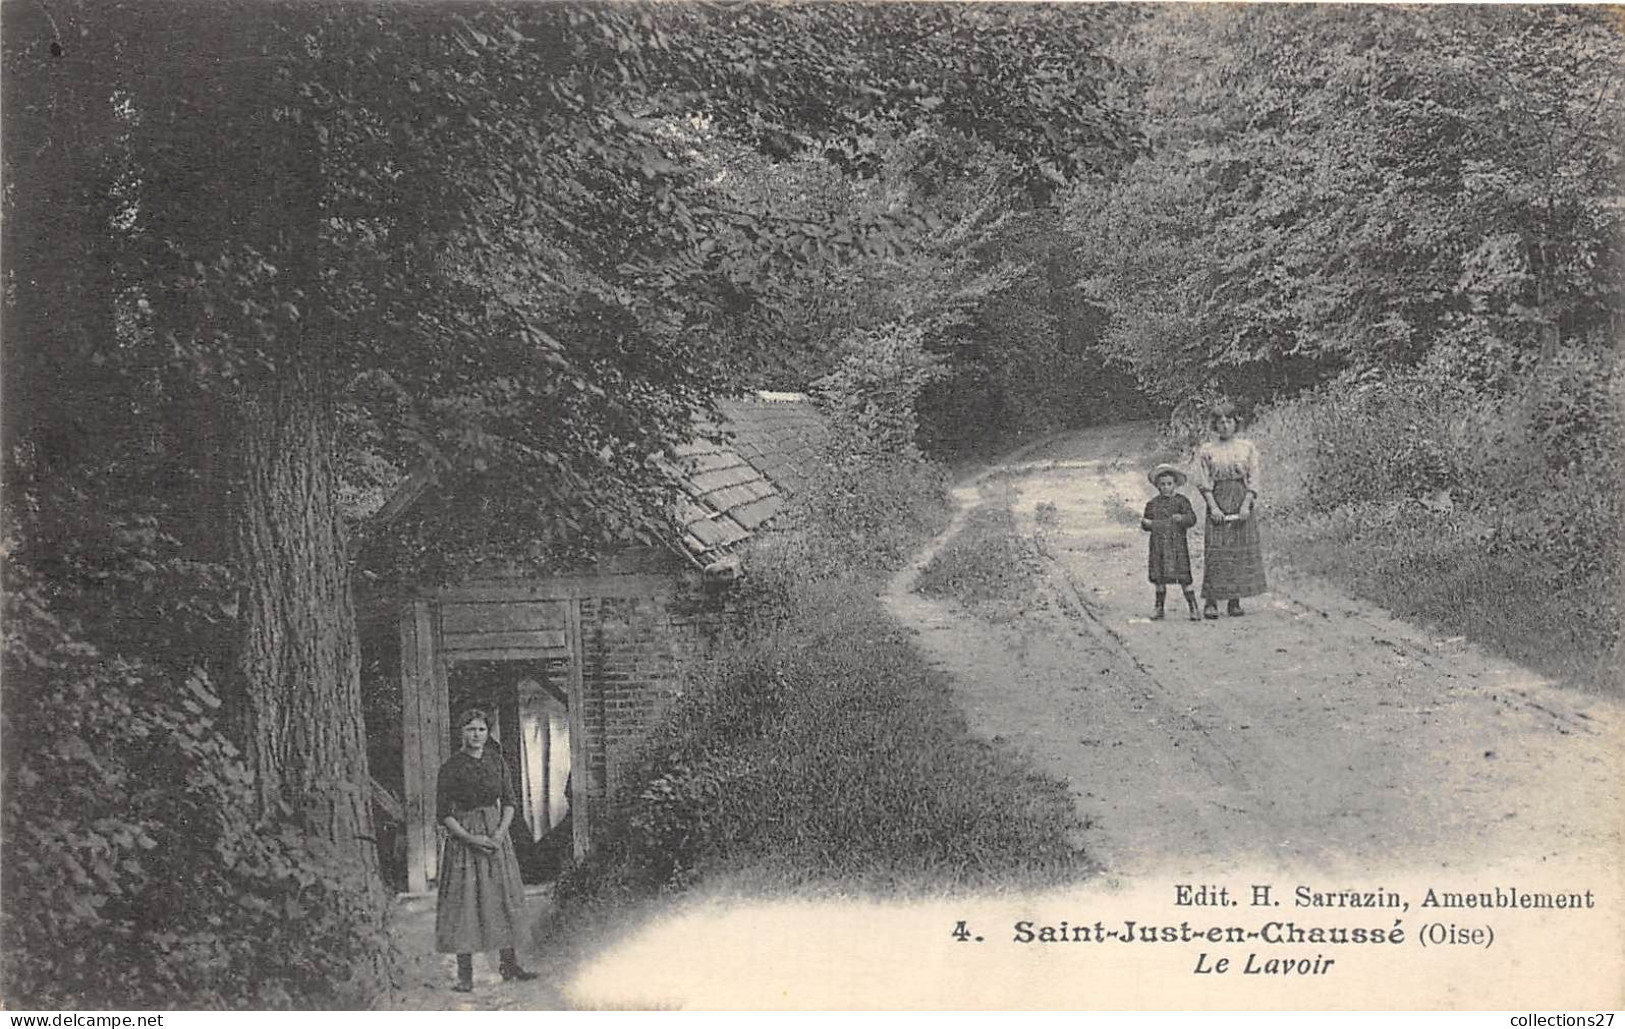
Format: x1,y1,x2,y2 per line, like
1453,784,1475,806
886,423,1623,879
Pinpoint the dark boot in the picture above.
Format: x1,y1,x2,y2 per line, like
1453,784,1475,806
1227,599,1244,617
1151,591,1166,620
1203,598,1219,620
453,953,474,992
1185,592,1201,621
499,947,537,982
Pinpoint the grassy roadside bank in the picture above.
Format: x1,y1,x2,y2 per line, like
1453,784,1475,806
1244,375,1620,694
556,574,1090,906
1263,506,1611,688
553,455,1090,914
914,483,1045,622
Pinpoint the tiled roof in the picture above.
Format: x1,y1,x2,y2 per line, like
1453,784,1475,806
369,391,827,571
714,393,829,498
667,392,829,566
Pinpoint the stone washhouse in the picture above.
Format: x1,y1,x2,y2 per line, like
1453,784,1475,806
361,392,827,893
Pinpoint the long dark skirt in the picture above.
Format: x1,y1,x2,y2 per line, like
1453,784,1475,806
435,804,528,954
1201,479,1267,600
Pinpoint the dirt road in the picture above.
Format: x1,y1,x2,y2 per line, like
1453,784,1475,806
886,422,1623,878
557,423,1624,1009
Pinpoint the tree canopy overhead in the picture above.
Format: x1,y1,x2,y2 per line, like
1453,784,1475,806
1,2,1136,1006
1066,4,1624,407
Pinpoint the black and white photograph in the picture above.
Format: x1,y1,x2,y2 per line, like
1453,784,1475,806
1,0,1621,1013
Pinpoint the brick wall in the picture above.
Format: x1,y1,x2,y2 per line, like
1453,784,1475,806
579,589,716,832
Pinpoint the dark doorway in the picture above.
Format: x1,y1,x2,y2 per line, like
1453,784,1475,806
447,659,574,883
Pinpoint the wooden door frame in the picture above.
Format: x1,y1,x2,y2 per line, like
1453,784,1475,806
398,593,591,893
564,598,589,861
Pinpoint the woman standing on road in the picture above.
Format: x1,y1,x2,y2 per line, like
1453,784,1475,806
1194,404,1267,619
436,708,537,992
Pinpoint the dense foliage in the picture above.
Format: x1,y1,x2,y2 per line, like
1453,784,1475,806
1251,356,1621,686
713,124,1153,458
1,566,389,1008
1063,6,1622,687
1067,6,1623,406
2,2,1133,1005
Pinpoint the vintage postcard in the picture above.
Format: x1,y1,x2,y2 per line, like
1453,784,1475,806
2,0,1619,1014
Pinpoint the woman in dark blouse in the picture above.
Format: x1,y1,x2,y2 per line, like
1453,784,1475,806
435,708,536,992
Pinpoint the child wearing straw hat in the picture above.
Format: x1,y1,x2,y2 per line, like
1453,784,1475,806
1140,463,1200,621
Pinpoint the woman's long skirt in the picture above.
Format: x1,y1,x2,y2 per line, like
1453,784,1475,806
435,804,528,954
1201,479,1267,600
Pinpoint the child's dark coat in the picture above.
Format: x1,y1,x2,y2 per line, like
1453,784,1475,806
1143,493,1197,585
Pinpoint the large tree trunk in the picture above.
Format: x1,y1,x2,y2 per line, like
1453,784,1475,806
232,367,392,953
181,2,394,942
